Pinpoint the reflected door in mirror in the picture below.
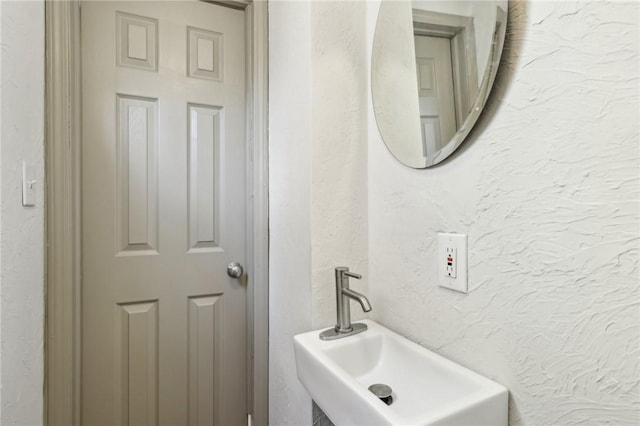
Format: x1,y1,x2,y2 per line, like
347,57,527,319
415,35,456,156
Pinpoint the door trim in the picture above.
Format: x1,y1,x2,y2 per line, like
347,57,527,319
44,1,269,425
244,1,269,425
412,8,479,127
45,2,82,424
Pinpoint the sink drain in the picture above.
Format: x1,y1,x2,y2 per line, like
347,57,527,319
368,383,393,405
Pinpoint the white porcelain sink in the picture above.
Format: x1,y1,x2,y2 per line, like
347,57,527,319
294,320,508,425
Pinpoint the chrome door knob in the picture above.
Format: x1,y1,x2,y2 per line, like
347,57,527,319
227,262,244,278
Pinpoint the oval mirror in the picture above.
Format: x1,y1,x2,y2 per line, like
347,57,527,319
372,0,508,168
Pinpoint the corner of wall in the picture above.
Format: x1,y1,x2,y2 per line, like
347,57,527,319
309,0,369,330
269,1,371,424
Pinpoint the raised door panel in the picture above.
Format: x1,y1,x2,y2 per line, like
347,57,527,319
188,27,223,81
188,104,223,252
117,12,158,71
115,301,159,426
420,116,442,155
187,295,222,426
416,58,436,97
116,95,159,255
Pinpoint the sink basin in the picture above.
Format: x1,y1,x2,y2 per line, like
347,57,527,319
294,320,508,425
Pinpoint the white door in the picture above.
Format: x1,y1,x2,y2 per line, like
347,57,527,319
414,34,457,156
81,2,247,425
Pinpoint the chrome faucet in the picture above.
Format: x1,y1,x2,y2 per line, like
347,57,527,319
320,267,372,340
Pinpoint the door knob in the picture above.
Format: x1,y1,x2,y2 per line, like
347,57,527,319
227,262,244,278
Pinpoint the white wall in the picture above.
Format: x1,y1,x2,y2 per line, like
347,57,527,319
0,1,45,425
269,1,369,424
269,1,313,424
310,0,368,329
368,1,639,425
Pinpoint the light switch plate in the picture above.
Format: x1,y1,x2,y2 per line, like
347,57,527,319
438,232,467,293
22,161,36,207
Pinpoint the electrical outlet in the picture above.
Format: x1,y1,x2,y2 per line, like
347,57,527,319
438,233,467,293
446,247,457,278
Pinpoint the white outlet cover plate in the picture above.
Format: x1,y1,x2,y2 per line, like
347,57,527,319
438,232,468,293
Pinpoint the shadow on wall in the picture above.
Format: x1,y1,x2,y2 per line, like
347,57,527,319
431,0,529,169
449,1,529,422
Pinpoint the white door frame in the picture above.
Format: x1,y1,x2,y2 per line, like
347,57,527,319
412,8,479,127
44,1,269,425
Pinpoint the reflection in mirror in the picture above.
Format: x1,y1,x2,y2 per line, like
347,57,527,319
372,0,508,168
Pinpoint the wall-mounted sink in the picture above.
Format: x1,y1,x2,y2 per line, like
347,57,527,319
294,320,508,425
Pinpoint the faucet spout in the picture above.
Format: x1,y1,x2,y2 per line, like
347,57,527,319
342,288,372,312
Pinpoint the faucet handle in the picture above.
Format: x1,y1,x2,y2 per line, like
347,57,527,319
335,267,362,280
343,271,362,280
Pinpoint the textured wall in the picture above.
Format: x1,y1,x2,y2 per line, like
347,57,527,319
0,1,45,425
269,1,369,424
269,1,313,424
310,0,369,330
367,1,639,425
